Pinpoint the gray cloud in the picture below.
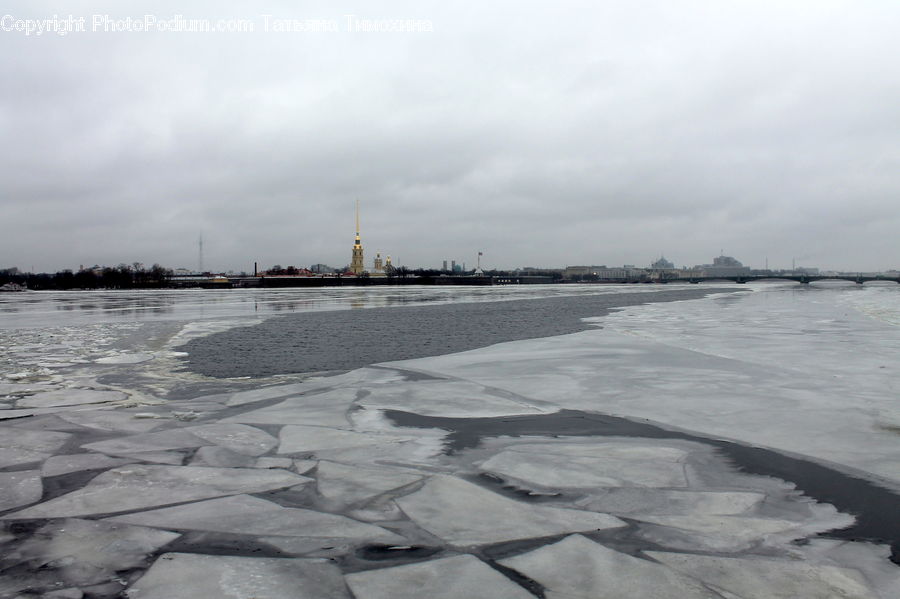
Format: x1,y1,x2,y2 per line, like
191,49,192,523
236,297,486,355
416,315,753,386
2,0,898,273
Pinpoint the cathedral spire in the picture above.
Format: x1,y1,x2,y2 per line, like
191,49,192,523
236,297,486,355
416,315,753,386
350,199,365,274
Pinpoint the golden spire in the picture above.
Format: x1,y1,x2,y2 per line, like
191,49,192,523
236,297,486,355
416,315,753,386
350,199,365,274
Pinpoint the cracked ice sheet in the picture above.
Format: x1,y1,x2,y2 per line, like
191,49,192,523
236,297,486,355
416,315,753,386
106,494,403,545
0,470,42,511
3,465,311,519
94,352,154,364
499,534,720,599
634,505,855,553
357,379,554,418
126,553,349,599
221,388,359,428
578,487,764,516
788,539,900,599
390,287,900,486
58,409,168,433
15,388,127,409
647,551,880,599
80,428,208,454
395,475,625,546
0,382,54,395
179,423,278,456
222,367,404,407
188,446,257,468
116,450,187,465
42,453,136,477
345,554,534,599
3,519,179,589
479,440,690,488
278,425,415,454
0,427,71,468
315,460,423,506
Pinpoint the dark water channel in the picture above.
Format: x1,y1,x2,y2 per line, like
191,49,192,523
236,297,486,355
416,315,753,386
181,287,733,378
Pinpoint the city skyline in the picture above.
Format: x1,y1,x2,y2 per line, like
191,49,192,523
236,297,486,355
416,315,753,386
2,1,899,273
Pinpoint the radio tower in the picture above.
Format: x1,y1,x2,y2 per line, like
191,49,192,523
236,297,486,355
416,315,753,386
198,234,204,274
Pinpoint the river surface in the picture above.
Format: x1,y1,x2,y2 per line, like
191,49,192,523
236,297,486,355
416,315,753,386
2,282,899,598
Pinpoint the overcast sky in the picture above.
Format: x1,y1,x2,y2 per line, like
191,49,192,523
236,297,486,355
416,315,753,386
2,1,898,273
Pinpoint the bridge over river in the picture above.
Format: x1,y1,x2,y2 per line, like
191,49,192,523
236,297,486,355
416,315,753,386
661,274,900,285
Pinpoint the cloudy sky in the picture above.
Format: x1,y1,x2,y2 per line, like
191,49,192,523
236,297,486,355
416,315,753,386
2,1,898,273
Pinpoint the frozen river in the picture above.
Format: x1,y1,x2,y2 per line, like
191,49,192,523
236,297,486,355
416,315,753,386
1,283,899,598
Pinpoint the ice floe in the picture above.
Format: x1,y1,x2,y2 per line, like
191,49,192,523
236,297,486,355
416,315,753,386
0,470,43,512
59,409,168,433
278,425,414,454
345,554,535,599
180,422,278,455
577,487,764,516
94,353,155,364
787,539,900,598
357,379,552,418
106,494,403,545
80,428,207,454
500,534,720,598
479,440,690,488
221,383,310,406
1,518,178,591
0,382,53,396
0,427,71,468
315,460,423,506
4,465,311,518
114,450,187,465
634,510,853,553
395,475,625,546
42,453,136,477
222,399,353,428
7,413,87,433
647,550,880,599
188,446,257,468
126,552,349,599
16,388,128,408
255,456,294,469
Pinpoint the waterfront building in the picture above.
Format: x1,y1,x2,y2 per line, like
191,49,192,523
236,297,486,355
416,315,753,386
350,200,365,275
693,254,751,277
310,263,335,274
650,256,675,270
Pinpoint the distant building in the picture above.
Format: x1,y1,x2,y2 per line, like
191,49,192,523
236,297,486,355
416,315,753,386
649,256,675,270
595,266,648,280
564,265,647,281
694,254,751,277
564,266,596,278
309,264,335,274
